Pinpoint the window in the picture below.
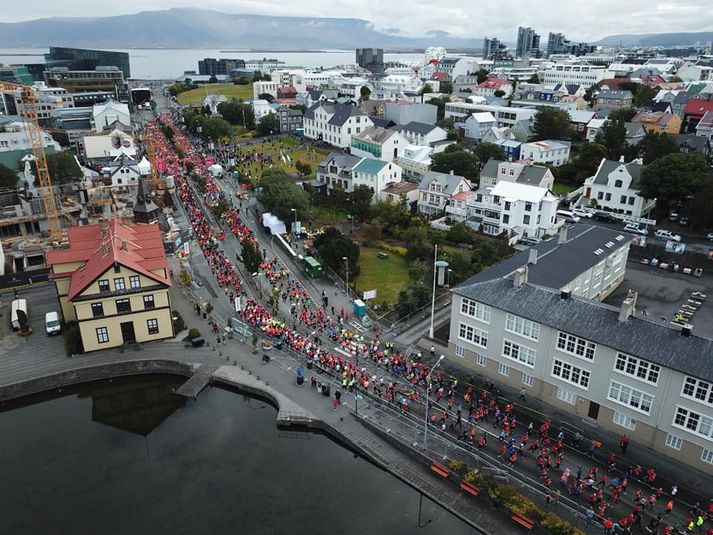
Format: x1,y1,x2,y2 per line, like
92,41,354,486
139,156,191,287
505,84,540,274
608,381,654,414
552,359,591,388
114,278,126,291
458,322,488,348
524,202,532,212
455,345,465,357
503,340,536,367
605,193,611,201
523,215,530,225
505,313,540,341
613,411,637,430
674,406,713,439
597,192,604,200
498,363,509,376
665,434,683,450
129,275,141,289
91,302,104,318
116,299,131,314
522,373,534,387
628,196,635,205
476,353,487,367
557,387,577,405
556,332,596,360
143,295,155,310
96,327,109,344
702,449,713,465
681,377,713,406
614,353,660,385
614,179,623,187
147,319,159,335
460,298,491,323
98,279,110,292
502,214,510,224
620,195,627,204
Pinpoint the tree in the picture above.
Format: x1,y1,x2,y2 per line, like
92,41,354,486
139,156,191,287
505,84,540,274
439,81,453,94
431,150,480,180
233,76,251,85
0,163,18,189
403,226,432,261
239,239,263,275
360,86,371,102
407,260,426,283
290,104,307,114
257,170,311,223
637,131,679,165
314,227,359,277
256,113,279,136
608,107,637,123
29,151,82,185
350,185,373,221
527,73,540,84
583,83,600,107
445,250,472,286
684,179,713,230
473,68,490,84
473,143,506,169
639,153,710,214
394,282,430,317
294,160,312,176
494,89,505,98
427,96,451,121
217,99,254,128
369,198,412,235
419,85,434,97
446,222,473,244
258,93,275,103
533,107,573,141
201,117,232,141
595,117,628,160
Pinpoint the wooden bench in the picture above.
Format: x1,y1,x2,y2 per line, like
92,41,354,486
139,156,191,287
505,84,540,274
459,480,480,496
511,512,535,530
430,462,449,478
377,252,389,259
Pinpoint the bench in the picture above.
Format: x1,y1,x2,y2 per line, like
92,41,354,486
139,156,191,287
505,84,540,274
511,513,535,530
377,252,389,259
430,462,449,478
460,480,480,496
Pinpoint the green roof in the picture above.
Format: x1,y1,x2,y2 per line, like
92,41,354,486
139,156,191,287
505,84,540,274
353,158,387,175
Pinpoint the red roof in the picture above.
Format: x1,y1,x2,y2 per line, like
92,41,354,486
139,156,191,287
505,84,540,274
684,99,713,117
477,78,509,90
278,87,297,95
46,218,170,301
430,72,447,81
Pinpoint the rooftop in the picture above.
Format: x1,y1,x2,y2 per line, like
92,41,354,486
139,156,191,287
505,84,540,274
353,158,388,175
393,121,441,136
489,180,553,203
352,126,398,145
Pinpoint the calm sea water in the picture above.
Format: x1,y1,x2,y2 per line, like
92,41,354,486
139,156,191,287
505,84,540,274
0,48,427,80
0,375,472,534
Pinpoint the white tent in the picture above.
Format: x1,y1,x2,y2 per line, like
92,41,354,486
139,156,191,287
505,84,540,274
262,212,286,236
208,164,224,176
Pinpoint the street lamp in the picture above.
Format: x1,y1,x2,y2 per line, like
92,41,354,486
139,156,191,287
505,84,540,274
428,244,438,339
290,208,297,235
343,256,349,301
424,355,445,449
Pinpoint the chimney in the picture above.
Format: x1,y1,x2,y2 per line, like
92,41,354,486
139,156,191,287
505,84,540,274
619,154,625,163
681,324,693,337
558,226,568,245
560,288,571,300
513,266,528,288
450,169,454,175
618,290,638,323
528,248,538,265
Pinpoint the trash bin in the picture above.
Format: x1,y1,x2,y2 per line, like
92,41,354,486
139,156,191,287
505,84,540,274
296,367,304,386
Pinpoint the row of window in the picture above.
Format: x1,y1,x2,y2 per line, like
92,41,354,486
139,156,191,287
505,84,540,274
614,353,661,385
682,377,713,406
596,191,636,206
91,295,155,318
457,323,488,348
505,313,540,341
556,332,596,360
665,433,713,465
460,298,491,323
552,359,591,388
608,380,654,414
503,339,536,367
674,406,713,440
98,275,141,293
96,319,159,343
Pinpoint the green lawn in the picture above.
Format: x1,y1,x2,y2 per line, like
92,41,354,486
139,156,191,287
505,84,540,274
552,182,578,195
235,141,330,180
177,84,253,106
355,247,410,306
312,205,348,226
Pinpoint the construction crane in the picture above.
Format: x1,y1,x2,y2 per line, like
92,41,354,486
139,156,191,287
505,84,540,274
0,81,63,241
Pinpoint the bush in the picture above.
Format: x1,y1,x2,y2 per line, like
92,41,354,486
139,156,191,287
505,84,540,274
361,239,376,248
376,242,407,256
188,328,201,339
62,321,83,356
172,310,186,335
448,460,467,475
541,513,586,535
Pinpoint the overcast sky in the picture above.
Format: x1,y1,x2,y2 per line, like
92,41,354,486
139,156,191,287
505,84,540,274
3,0,712,41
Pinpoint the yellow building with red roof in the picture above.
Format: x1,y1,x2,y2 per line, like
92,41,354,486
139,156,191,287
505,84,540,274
46,218,173,352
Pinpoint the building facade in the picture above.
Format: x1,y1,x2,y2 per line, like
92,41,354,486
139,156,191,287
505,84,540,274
417,171,470,217
303,102,373,148
582,158,655,218
520,140,571,166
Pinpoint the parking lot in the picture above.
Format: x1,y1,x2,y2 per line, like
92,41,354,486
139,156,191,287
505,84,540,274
605,259,713,339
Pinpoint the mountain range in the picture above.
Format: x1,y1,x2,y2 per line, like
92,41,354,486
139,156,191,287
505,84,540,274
0,8,481,50
595,31,713,47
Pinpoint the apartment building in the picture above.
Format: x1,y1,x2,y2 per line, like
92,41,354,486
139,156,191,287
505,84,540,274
417,171,470,217
631,111,682,135
539,64,610,86
46,218,174,352
445,102,536,127
479,159,554,189
520,139,571,166
315,151,402,200
350,127,405,161
448,258,713,474
303,102,373,148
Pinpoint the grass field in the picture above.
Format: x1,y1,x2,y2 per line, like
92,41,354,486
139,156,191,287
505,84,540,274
552,182,578,195
355,247,410,306
235,140,330,180
177,84,253,106
312,205,348,226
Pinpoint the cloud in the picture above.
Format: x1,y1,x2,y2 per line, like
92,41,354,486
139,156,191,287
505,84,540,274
2,0,712,42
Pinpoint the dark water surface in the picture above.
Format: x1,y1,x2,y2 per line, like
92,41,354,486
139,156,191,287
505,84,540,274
0,376,474,534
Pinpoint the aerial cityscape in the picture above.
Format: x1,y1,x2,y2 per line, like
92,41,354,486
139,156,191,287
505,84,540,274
1,2,713,534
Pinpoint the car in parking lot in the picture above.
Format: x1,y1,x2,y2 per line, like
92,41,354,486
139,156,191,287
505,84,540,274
572,208,593,219
592,211,619,223
654,229,682,242
518,236,541,246
624,223,648,236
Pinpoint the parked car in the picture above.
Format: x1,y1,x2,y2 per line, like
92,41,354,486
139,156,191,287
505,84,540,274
45,311,62,336
572,208,593,219
592,211,619,223
624,223,648,236
654,229,682,242
668,211,679,222
518,236,541,246
679,216,689,226
556,210,581,223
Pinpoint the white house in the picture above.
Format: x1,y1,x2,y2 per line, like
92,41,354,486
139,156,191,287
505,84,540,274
303,102,373,148
445,102,536,127
393,121,448,147
352,158,403,201
479,159,554,190
101,156,151,187
417,171,471,217
520,139,571,166
464,112,497,141
253,80,280,99
251,99,276,120
539,64,611,86
582,158,655,218
696,110,713,142
472,78,513,99
394,144,433,179
350,127,406,162
83,128,137,161
92,101,130,133
466,181,562,238
586,117,607,141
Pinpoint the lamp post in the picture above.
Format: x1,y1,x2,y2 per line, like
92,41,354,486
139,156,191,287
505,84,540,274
343,256,349,301
290,208,297,235
424,355,445,450
428,244,438,339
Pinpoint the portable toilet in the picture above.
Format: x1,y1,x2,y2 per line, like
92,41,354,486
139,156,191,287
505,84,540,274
304,256,323,278
353,299,367,318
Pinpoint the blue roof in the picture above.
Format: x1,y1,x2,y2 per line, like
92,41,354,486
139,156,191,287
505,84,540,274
353,158,388,174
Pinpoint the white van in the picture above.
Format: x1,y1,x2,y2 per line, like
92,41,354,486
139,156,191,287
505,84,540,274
10,299,28,330
45,311,62,336
556,210,581,223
